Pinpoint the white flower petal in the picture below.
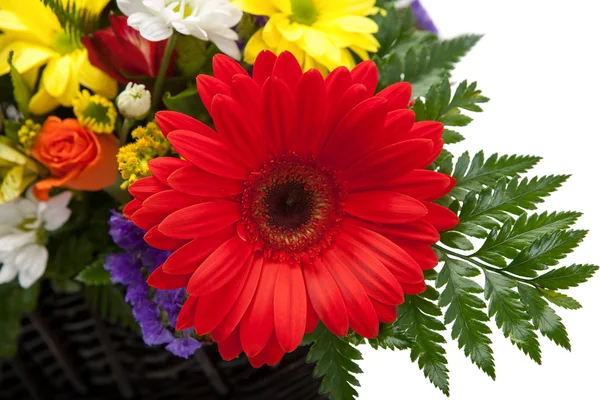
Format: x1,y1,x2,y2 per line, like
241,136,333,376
0,251,19,284
16,244,48,289
139,17,174,41
43,191,73,231
207,33,241,60
117,0,149,16
128,12,152,30
0,230,35,252
0,203,23,226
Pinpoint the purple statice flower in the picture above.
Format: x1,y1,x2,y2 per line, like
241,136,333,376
410,0,438,34
165,335,202,359
105,210,198,358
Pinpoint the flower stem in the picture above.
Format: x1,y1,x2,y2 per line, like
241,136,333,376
119,118,132,146
151,34,177,115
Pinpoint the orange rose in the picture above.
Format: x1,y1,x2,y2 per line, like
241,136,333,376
31,117,119,200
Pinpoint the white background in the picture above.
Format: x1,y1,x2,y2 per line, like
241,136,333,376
358,1,600,399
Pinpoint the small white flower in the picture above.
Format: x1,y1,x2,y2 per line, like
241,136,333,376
0,191,72,289
117,0,243,60
395,0,415,8
117,83,152,120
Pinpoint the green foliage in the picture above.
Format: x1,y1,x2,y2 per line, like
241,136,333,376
483,270,541,363
373,6,417,56
75,254,111,286
41,0,100,38
8,52,32,118
175,36,214,77
397,286,450,396
306,324,363,400
539,289,581,310
83,285,138,331
437,256,495,378
533,264,599,290
368,323,412,350
0,283,39,358
447,151,541,199
163,87,207,121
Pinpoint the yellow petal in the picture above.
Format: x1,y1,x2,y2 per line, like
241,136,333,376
302,28,326,57
233,0,278,16
71,0,111,15
262,13,285,48
327,16,379,34
270,0,291,14
78,53,117,99
29,88,60,115
42,55,72,98
21,66,39,89
0,10,29,32
276,19,304,42
244,29,271,64
349,45,369,61
340,48,356,69
0,38,56,76
1,0,60,46
275,38,305,66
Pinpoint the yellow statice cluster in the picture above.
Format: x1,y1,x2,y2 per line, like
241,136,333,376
117,122,172,189
235,0,381,72
17,119,42,151
73,90,117,134
0,0,117,115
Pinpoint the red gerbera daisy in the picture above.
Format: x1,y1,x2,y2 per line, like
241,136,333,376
124,51,459,368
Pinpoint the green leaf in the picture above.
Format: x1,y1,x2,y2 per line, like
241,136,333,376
175,35,212,77
452,175,569,238
373,5,416,56
368,322,412,350
83,286,138,331
517,283,570,350
41,0,99,37
8,52,32,117
306,324,363,400
442,129,465,144
483,270,541,363
539,289,582,310
474,212,582,267
0,283,39,358
163,87,206,120
533,264,599,290
397,286,450,396
450,152,542,200
437,256,495,378
3,119,21,143
75,255,111,286
504,230,587,278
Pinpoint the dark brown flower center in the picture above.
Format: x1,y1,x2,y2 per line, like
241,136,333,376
240,154,345,263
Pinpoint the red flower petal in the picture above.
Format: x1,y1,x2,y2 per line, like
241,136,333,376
305,297,319,334
159,200,240,239
162,227,235,275
319,97,388,169
378,109,415,147
129,176,168,201
351,60,378,96
123,199,142,219
213,54,248,84
212,255,264,342
402,280,427,295
240,260,280,357
272,51,303,90
130,207,164,231
323,248,379,338
147,158,189,186
296,69,326,154
147,265,191,290
187,237,253,296
423,202,459,231
176,296,198,330
253,50,277,86
392,169,454,201
261,77,298,157
345,191,427,224
231,74,261,123
366,220,440,243
265,334,286,366
196,74,231,113
377,82,412,111
303,260,349,337
319,84,368,151
218,327,243,361
168,165,243,198
144,226,188,251
274,263,307,353
143,190,205,214
168,130,249,180
394,239,440,270
371,298,398,323
399,120,444,142
155,111,207,138
325,66,353,107
344,139,434,192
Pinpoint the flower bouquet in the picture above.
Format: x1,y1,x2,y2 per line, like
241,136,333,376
0,0,597,398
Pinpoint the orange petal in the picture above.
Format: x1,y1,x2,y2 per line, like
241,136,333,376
65,133,119,191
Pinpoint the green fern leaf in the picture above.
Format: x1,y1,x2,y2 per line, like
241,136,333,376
533,264,599,290
538,289,582,310
368,323,413,350
504,230,587,278
75,254,111,286
483,270,541,363
397,286,450,396
517,283,570,350
437,257,495,378
452,175,569,238
41,0,100,38
306,324,363,400
450,152,541,200
474,212,581,267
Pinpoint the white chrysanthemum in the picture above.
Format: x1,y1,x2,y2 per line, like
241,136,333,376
117,0,243,59
117,83,152,120
0,191,72,288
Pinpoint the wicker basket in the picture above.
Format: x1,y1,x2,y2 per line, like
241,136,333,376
1,288,326,400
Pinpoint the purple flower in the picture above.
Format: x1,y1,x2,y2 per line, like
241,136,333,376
109,210,145,251
141,247,170,272
104,253,140,285
411,0,438,34
140,320,174,345
155,289,186,326
165,336,202,359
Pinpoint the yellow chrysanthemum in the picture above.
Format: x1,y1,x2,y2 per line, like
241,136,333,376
0,0,118,115
117,122,172,189
73,90,117,134
235,0,381,72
